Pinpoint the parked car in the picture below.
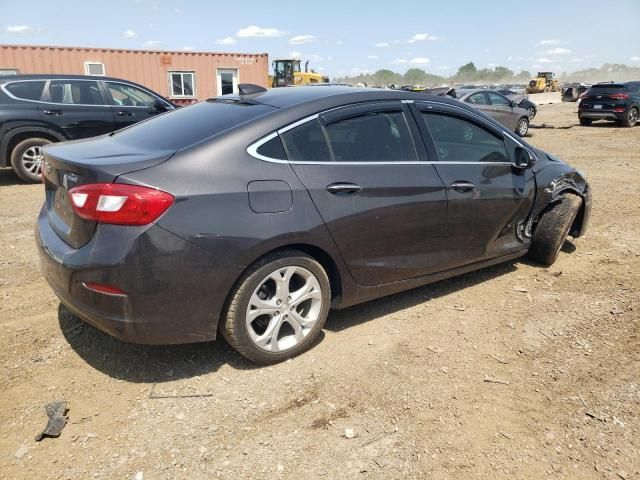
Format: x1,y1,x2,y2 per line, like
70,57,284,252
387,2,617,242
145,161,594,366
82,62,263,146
495,89,537,119
37,85,591,364
456,89,530,136
561,83,590,102
578,81,640,127
0,74,175,182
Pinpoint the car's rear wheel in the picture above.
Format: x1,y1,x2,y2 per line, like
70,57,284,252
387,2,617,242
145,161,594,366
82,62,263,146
221,251,331,364
579,117,592,126
622,107,638,127
528,194,582,266
516,117,529,137
10,137,52,183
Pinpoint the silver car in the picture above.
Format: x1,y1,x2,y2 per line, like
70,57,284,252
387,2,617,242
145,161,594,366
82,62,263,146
456,89,530,136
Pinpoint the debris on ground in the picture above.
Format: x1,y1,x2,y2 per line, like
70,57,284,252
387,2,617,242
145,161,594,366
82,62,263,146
344,428,355,439
35,401,68,441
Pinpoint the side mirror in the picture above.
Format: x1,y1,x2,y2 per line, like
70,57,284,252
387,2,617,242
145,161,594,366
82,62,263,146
510,100,518,108
514,147,535,169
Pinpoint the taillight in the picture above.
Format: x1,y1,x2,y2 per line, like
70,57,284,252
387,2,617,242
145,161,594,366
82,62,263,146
579,93,589,100
68,183,174,225
609,93,629,100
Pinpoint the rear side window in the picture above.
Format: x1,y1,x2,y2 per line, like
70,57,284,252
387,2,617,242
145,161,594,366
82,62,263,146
112,100,275,150
324,111,417,162
48,80,103,105
4,81,45,101
422,113,509,163
256,135,287,160
466,92,487,105
280,118,331,162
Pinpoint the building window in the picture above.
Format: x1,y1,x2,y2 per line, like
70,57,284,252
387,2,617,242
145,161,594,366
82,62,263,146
0,69,19,76
169,71,195,98
84,62,105,76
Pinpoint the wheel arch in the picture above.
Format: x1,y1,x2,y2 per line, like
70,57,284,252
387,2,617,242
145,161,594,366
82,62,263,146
2,127,65,167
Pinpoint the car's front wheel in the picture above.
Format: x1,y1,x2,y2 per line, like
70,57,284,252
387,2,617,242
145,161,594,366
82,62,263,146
516,117,529,137
221,251,331,364
10,137,52,183
528,194,583,266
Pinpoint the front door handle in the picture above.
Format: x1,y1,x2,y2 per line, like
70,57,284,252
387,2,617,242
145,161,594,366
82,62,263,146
115,111,134,116
326,183,362,195
43,109,63,116
451,181,475,192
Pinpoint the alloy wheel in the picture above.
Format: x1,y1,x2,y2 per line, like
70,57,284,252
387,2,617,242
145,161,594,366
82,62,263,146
245,266,323,353
21,146,44,176
629,108,638,126
518,119,528,136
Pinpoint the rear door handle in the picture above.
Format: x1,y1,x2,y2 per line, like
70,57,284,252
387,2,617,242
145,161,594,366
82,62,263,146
326,183,362,195
115,111,134,116
43,109,63,116
451,181,475,192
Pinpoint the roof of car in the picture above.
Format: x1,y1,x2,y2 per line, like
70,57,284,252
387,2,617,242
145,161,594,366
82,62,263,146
221,85,466,110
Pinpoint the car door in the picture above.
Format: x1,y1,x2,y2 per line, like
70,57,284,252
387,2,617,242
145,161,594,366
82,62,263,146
412,102,535,266
103,80,171,130
487,91,517,130
281,101,449,286
39,79,116,139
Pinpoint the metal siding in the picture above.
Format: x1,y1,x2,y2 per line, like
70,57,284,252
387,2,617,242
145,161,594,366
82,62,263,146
0,45,269,101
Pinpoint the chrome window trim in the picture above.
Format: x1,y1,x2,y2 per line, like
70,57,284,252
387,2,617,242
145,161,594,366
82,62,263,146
246,99,526,166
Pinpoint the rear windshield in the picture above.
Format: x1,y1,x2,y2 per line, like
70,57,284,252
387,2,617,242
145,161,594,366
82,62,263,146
111,100,276,150
588,84,627,93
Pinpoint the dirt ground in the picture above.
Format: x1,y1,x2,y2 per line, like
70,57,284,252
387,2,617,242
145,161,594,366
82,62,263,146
1,102,638,480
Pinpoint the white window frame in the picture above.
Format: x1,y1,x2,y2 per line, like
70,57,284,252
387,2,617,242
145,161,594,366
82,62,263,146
84,62,105,76
168,71,196,98
216,68,239,96
0,69,19,76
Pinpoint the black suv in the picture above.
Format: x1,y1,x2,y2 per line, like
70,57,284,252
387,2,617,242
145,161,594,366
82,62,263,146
0,74,175,182
578,81,639,127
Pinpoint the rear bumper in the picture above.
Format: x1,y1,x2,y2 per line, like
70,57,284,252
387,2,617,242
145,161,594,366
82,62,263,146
579,110,625,121
36,205,243,344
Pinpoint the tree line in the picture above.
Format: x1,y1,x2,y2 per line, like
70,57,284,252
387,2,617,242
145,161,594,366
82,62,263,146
335,62,640,87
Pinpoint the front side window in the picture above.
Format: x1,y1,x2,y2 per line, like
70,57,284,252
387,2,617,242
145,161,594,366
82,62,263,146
169,72,195,98
488,92,510,106
48,80,103,105
466,92,487,105
324,111,417,162
280,118,331,162
4,80,45,100
106,82,156,107
422,113,508,163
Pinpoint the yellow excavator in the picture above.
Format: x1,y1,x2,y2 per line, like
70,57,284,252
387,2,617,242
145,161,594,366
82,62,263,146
526,72,561,93
270,59,329,88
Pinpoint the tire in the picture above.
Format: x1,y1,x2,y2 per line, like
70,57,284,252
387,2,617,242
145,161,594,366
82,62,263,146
544,86,551,93
10,137,52,183
220,251,331,364
621,107,638,128
528,194,583,266
516,117,529,137
579,117,592,126
527,106,536,119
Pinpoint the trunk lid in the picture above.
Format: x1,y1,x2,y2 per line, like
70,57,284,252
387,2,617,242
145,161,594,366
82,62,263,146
42,135,175,249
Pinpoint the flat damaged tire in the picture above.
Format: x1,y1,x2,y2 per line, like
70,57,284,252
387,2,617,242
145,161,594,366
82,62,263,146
528,194,583,266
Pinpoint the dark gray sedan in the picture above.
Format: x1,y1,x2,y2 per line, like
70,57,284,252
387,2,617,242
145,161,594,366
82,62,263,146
456,89,530,136
37,85,590,363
